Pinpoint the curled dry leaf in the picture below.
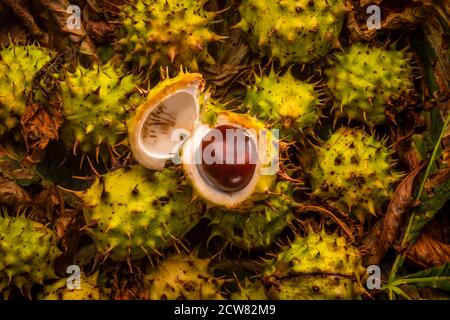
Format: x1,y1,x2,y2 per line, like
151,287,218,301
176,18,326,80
0,176,31,206
83,17,117,44
55,208,84,256
0,17,29,47
21,103,62,149
2,0,49,44
27,0,98,56
405,232,450,268
0,148,40,186
85,0,127,14
361,164,425,266
347,1,431,41
382,164,426,246
420,0,449,97
360,221,386,266
82,5,117,44
29,184,63,221
400,131,427,170
425,166,450,194
21,103,63,165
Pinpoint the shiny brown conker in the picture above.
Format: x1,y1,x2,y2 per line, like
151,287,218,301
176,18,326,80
199,125,257,192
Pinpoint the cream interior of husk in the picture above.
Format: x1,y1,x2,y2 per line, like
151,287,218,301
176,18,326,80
130,84,200,170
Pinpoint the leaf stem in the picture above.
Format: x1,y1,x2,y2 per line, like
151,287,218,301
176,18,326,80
388,113,450,286
414,112,450,204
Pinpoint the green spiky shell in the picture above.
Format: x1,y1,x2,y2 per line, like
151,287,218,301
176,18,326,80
244,69,320,134
207,181,295,250
236,0,346,65
199,94,230,127
59,62,142,153
38,272,109,300
309,127,402,220
118,0,220,71
0,215,61,295
231,279,268,300
81,165,202,261
263,230,365,299
0,44,53,136
144,254,224,300
325,43,414,127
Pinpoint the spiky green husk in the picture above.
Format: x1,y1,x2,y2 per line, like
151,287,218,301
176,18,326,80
81,165,203,261
231,279,268,300
118,0,220,71
199,94,229,127
38,272,109,300
309,127,401,220
207,181,295,250
244,69,320,134
236,0,346,65
0,216,61,295
59,62,142,153
263,230,365,299
0,44,52,137
144,254,224,300
326,43,414,127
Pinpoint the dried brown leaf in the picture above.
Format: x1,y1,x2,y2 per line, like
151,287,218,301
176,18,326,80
30,0,98,56
55,208,83,255
425,167,450,194
83,18,116,44
421,1,450,97
29,185,63,221
2,0,49,43
347,2,430,41
20,103,63,164
405,232,450,268
85,0,126,14
382,164,426,246
83,6,117,44
0,176,31,206
360,221,386,266
0,152,39,185
402,142,424,170
361,165,425,265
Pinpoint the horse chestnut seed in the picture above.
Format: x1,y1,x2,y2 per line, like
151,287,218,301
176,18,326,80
199,125,257,192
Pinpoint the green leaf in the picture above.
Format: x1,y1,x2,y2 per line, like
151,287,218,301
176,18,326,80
411,29,439,95
405,112,449,245
394,263,450,291
407,177,450,244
